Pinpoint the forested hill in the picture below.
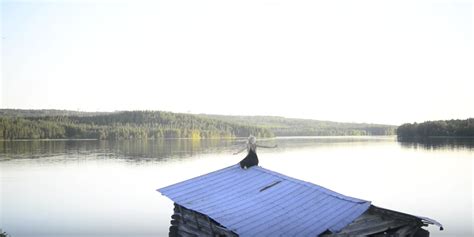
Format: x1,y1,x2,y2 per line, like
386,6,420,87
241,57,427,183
0,109,396,140
0,110,272,140
397,118,474,138
199,114,396,136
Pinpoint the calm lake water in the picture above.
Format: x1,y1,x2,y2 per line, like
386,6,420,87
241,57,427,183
0,137,472,237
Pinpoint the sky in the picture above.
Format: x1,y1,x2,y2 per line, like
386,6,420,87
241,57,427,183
1,0,472,125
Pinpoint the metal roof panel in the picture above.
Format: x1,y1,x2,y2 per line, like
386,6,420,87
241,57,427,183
158,164,371,236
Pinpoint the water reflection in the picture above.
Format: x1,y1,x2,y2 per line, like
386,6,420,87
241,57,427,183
1,136,472,237
2,136,473,161
397,137,474,151
274,136,395,149
0,139,240,161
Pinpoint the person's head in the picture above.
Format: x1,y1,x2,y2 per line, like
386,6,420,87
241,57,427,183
247,135,257,145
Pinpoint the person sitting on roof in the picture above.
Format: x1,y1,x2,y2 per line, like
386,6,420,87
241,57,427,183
233,135,277,169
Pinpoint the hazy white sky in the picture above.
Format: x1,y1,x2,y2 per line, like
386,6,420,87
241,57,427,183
1,0,472,125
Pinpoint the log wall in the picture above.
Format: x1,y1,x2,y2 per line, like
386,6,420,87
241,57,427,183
168,204,431,237
169,203,238,237
321,205,430,237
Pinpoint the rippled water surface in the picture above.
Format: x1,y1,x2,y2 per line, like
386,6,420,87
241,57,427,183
1,137,472,237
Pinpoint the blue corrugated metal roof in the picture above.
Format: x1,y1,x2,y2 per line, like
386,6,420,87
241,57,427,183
158,165,371,237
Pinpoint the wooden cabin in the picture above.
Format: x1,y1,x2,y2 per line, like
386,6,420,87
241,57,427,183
158,165,442,237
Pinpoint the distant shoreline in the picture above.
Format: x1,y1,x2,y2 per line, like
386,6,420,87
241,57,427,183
398,136,474,139
0,110,396,140
5,135,474,142
397,118,474,138
0,138,99,142
0,135,399,142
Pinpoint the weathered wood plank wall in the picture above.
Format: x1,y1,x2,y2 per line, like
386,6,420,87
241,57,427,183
169,203,238,237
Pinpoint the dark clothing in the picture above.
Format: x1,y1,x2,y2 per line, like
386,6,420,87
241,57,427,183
239,149,259,169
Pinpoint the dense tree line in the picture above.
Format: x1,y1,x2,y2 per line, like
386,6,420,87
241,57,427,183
269,127,395,136
200,114,396,136
397,118,474,138
0,111,273,140
0,109,398,140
